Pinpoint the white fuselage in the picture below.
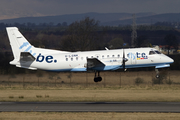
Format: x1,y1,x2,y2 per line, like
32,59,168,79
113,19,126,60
24,47,174,72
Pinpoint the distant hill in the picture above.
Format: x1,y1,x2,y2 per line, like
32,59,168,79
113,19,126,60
0,12,154,26
104,13,180,26
0,12,180,26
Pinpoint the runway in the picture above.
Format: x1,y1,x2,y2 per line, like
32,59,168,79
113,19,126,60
0,102,180,112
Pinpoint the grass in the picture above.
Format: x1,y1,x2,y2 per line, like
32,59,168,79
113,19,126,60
0,85,180,102
0,71,180,102
9,96,14,99
36,95,43,98
0,71,179,88
0,112,180,120
0,71,180,119
18,96,24,99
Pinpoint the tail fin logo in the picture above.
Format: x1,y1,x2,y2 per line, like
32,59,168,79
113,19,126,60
19,42,29,49
19,42,36,57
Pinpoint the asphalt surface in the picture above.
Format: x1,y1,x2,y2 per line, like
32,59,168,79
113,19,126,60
0,102,180,112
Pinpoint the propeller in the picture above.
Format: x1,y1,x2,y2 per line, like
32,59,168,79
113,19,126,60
122,49,128,71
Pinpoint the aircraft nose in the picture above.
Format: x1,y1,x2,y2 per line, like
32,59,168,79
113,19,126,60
168,57,174,63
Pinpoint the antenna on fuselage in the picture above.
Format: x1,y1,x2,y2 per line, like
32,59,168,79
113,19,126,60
105,47,109,50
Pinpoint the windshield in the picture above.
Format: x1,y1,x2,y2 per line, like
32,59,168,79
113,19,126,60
155,51,161,54
149,51,156,55
149,50,161,55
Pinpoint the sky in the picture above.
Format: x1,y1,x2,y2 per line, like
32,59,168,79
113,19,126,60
0,0,180,19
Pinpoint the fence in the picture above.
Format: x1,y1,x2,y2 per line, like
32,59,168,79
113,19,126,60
0,71,179,88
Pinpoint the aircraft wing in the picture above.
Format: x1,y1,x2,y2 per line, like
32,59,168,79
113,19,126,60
87,58,105,69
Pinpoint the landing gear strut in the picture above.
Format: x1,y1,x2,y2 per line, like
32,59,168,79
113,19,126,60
94,71,102,82
155,69,159,78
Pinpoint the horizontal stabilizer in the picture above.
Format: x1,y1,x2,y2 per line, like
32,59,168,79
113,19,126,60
16,65,37,70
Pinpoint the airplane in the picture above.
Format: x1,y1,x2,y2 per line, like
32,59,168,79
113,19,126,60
6,27,174,82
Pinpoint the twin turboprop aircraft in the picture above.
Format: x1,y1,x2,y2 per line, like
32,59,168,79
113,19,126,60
6,27,174,82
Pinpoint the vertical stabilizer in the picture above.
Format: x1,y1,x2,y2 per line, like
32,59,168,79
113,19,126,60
6,27,36,64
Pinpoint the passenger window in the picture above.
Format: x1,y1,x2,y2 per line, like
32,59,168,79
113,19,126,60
81,57,83,60
91,56,93,58
112,55,114,57
107,55,109,58
102,55,104,58
76,57,78,60
71,58,73,61
66,58,68,61
118,54,120,58
149,51,156,55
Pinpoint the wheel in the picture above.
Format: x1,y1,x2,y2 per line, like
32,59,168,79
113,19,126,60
94,77,102,82
156,74,160,78
97,77,102,82
94,78,99,82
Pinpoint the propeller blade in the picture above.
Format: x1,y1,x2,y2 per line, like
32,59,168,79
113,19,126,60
122,49,128,71
123,49,125,71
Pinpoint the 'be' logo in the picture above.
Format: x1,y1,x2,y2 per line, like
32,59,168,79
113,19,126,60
36,54,57,63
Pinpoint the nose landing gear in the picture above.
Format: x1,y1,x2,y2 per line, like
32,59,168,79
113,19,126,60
155,69,159,78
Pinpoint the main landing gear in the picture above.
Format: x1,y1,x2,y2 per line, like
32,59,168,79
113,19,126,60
94,71,102,82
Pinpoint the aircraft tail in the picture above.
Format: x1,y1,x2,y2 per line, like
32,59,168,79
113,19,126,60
6,27,36,66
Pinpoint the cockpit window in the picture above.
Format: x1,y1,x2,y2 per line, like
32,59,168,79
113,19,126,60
155,51,161,54
149,51,156,55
